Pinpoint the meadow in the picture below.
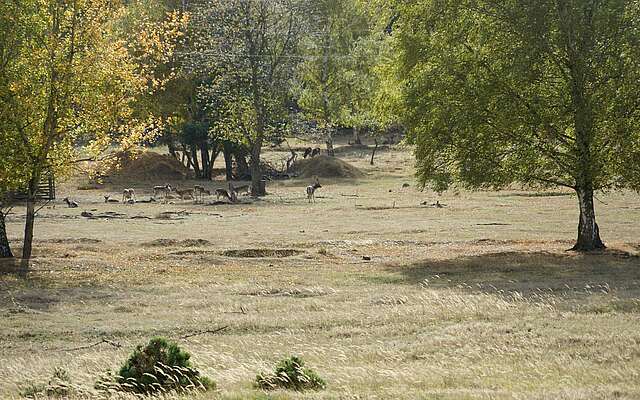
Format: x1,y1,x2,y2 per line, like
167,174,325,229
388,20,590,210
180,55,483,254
1,144,639,399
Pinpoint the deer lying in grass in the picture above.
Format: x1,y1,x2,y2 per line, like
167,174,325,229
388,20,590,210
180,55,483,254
306,177,322,203
104,195,120,203
122,189,135,204
63,197,79,208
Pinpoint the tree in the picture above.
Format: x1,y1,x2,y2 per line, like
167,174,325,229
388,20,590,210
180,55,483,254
0,0,185,271
296,0,382,155
187,0,306,195
391,0,640,251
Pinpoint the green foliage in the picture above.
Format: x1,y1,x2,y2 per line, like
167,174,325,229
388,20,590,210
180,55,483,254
256,356,326,391
296,0,389,139
115,337,215,394
391,0,640,194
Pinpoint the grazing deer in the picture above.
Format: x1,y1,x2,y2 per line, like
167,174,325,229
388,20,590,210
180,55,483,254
303,147,313,158
104,195,120,203
215,188,232,201
230,183,250,196
122,189,135,204
194,185,210,203
175,188,194,200
63,197,79,208
306,177,322,203
152,184,172,199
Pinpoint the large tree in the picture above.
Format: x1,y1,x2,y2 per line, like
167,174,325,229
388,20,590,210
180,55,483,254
0,0,185,271
392,0,640,251
187,0,306,195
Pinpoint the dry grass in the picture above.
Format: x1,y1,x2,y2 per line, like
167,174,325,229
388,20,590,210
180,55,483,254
1,142,639,399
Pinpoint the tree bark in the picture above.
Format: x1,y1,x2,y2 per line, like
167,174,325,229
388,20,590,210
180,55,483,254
325,128,335,157
370,139,379,165
223,143,233,181
0,209,13,258
352,127,362,145
200,141,210,180
572,187,605,251
191,146,201,178
250,137,265,196
20,176,39,274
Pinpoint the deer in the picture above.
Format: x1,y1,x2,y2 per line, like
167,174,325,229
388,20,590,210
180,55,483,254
63,197,79,208
122,189,135,204
194,185,210,203
230,183,250,196
215,188,230,201
175,188,194,200
306,177,322,203
303,147,313,158
104,195,120,203
152,184,172,200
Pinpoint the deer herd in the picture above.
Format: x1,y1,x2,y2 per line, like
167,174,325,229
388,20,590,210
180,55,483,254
89,177,323,207
66,177,323,208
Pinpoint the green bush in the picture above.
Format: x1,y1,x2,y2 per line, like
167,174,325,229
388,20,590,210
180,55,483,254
256,356,325,391
114,337,214,394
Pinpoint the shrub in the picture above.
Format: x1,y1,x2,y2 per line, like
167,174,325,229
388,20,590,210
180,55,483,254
20,367,72,398
114,337,214,394
256,356,325,391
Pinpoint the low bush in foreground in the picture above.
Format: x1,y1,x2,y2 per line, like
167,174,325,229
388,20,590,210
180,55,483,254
256,356,325,391
99,337,214,394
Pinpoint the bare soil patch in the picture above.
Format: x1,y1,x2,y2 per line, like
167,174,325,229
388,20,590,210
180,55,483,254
222,248,303,258
143,238,210,247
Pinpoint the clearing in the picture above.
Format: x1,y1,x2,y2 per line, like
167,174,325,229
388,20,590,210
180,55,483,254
1,143,639,399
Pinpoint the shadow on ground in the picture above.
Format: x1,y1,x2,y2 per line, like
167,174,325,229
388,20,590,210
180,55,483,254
387,248,640,300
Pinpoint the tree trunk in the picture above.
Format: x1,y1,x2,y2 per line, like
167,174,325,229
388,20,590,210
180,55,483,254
352,127,362,145
200,141,210,180
0,210,13,258
191,146,201,178
250,138,265,196
20,176,39,274
370,139,379,165
235,150,250,180
572,187,605,251
223,143,233,181
325,127,335,157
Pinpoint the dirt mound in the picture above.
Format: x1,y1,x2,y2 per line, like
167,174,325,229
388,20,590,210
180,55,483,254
109,151,190,181
291,155,364,179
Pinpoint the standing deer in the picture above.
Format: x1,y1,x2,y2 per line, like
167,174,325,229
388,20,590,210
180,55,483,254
306,177,322,203
194,185,210,203
153,184,172,200
175,188,194,200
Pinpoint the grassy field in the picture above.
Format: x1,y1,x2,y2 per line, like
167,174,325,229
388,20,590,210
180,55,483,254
1,143,639,399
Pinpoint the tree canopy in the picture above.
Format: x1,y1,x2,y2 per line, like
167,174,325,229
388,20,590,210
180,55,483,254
391,0,640,250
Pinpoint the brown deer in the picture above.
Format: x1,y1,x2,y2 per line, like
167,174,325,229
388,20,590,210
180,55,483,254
306,177,322,203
